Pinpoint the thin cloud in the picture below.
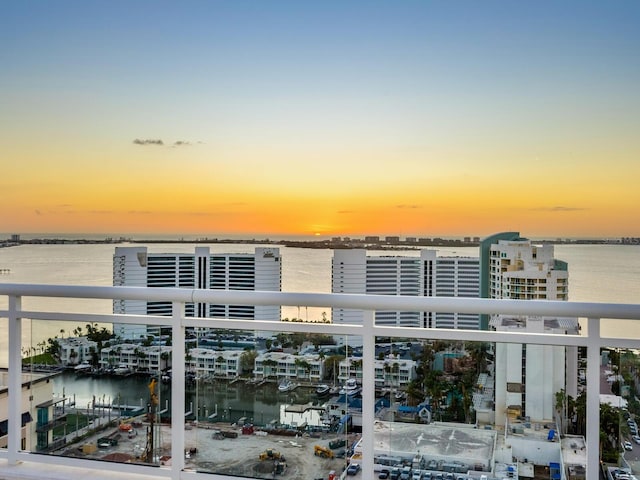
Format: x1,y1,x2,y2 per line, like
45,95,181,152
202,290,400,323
35,209,42,216
396,204,421,209
173,140,191,147
133,138,164,146
533,206,589,212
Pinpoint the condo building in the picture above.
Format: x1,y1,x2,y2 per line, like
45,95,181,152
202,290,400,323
479,234,577,428
112,246,281,338
331,249,480,329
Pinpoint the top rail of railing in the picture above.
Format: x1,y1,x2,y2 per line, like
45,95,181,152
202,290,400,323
1,282,640,320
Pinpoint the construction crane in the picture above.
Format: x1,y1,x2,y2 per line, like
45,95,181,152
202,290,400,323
143,378,159,463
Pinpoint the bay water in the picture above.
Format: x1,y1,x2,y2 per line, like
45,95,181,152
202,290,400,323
1,242,639,422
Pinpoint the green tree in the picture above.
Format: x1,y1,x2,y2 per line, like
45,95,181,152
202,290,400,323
323,355,345,382
240,349,258,374
465,341,490,374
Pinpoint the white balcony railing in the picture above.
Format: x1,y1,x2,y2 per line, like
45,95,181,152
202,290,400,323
2,283,640,480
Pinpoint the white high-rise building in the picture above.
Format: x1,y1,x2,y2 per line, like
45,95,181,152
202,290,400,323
113,246,281,339
488,239,568,302
482,235,577,427
422,250,481,329
331,249,480,329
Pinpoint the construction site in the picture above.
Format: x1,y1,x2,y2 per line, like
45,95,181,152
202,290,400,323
60,417,352,479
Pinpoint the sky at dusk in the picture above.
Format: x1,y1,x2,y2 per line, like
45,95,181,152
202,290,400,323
2,1,639,239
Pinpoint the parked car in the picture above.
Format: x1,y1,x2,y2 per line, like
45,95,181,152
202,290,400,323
379,469,390,479
400,466,412,480
347,463,361,475
633,435,640,444
623,441,633,451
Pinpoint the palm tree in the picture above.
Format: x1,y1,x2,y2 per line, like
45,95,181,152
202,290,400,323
425,371,446,420
160,351,171,371
239,349,258,375
465,341,489,374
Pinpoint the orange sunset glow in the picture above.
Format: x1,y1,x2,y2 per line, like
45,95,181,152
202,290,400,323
2,2,639,239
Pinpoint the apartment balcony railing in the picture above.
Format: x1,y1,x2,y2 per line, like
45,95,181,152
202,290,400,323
1,283,640,480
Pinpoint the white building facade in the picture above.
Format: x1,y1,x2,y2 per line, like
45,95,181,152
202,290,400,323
99,344,172,374
488,239,568,302
57,337,97,367
186,348,245,379
254,352,325,382
421,250,481,329
113,246,282,338
485,238,577,427
338,355,417,388
331,249,480,329
0,371,55,451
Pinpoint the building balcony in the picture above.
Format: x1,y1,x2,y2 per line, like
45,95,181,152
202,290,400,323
1,283,640,480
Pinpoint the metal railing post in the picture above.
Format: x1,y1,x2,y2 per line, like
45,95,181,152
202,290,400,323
586,317,601,479
361,310,376,479
8,295,22,464
170,301,186,479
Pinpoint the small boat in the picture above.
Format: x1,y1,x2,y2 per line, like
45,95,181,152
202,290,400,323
316,384,331,396
74,361,92,373
278,379,295,393
339,378,360,396
113,363,131,376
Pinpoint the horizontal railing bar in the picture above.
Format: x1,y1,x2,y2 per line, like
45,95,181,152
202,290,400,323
15,451,172,478
596,337,640,350
3,308,601,347
372,325,592,347
3,311,174,327
2,283,640,319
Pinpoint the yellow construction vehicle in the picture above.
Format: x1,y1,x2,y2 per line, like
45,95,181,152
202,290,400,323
259,449,282,461
314,445,334,458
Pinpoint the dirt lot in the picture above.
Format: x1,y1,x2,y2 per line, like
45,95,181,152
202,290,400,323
63,422,355,480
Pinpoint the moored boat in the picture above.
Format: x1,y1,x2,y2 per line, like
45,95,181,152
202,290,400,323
278,379,295,392
74,361,92,374
339,378,360,396
316,384,331,396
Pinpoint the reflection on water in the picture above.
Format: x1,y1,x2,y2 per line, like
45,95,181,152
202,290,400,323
53,371,326,427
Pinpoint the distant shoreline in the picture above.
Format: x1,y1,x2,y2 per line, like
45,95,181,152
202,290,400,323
1,236,635,249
